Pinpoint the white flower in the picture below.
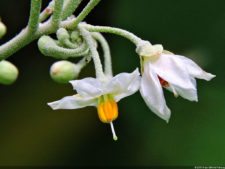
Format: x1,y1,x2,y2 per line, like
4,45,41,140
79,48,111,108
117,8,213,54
137,42,215,122
48,69,140,140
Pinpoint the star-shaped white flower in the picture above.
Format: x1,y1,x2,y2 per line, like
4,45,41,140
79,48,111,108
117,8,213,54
48,69,140,140
137,41,215,122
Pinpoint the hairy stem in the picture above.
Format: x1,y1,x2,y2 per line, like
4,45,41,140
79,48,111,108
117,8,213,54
92,32,112,76
82,24,142,46
0,0,100,61
77,54,92,70
62,0,83,20
79,26,105,79
38,35,89,59
39,1,55,22
68,0,101,30
28,0,42,33
51,0,64,29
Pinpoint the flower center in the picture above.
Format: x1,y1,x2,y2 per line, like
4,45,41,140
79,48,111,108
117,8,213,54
97,95,118,123
158,76,178,97
158,76,169,87
97,95,119,141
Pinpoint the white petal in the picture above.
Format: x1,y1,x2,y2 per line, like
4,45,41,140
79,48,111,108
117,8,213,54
175,55,216,81
167,81,198,102
140,64,171,122
48,95,97,110
106,69,141,102
165,75,198,101
150,54,196,90
70,78,103,98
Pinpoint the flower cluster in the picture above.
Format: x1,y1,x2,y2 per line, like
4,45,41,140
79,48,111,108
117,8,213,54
48,40,215,140
0,0,215,141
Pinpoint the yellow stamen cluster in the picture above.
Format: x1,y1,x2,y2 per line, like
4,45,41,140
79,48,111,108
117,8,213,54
97,95,118,123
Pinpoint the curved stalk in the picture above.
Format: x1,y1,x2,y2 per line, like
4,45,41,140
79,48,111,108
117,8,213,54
38,35,89,59
82,24,142,46
79,26,105,79
0,0,101,61
92,32,112,76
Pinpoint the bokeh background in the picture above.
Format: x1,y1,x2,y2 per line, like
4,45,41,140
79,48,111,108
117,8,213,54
0,0,224,166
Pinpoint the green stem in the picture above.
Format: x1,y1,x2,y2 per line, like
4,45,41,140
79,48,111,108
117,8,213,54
56,28,81,49
51,0,64,29
79,26,105,79
77,54,92,69
92,32,112,76
28,0,42,33
0,0,101,61
62,0,83,20
39,1,55,22
0,28,36,60
38,35,89,59
68,0,101,30
61,39,81,49
82,24,142,46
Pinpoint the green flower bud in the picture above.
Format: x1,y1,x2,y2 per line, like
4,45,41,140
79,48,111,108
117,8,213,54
0,60,19,85
71,30,82,44
0,21,7,39
50,60,81,84
56,28,70,42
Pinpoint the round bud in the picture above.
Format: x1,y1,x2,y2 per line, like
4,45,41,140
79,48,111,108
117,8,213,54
71,30,82,43
0,21,7,39
0,60,19,85
56,28,70,41
50,60,80,84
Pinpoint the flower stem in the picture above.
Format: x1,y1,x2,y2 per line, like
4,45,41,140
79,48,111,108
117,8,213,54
68,0,101,30
82,24,143,46
92,32,113,77
28,0,42,33
79,26,105,79
0,0,101,61
61,0,83,20
39,1,55,22
38,35,89,59
51,0,64,29
0,28,36,60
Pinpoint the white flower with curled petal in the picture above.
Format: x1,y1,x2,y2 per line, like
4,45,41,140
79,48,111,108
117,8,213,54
48,69,140,140
136,41,215,122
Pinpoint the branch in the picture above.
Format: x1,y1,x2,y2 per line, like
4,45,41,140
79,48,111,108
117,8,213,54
51,0,64,29
38,35,89,59
0,0,101,61
39,1,55,22
61,0,83,20
28,0,42,33
68,0,101,29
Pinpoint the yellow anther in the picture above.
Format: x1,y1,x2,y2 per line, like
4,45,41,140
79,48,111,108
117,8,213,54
97,96,118,123
97,95,119,140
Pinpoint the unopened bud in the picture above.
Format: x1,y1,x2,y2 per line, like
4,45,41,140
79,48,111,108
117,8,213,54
0,60,19,85
50,60,81,84
56,28,70,41
71,30,82,43
0,21,7,39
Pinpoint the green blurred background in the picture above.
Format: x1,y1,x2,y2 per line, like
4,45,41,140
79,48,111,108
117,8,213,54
0,0,224,166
